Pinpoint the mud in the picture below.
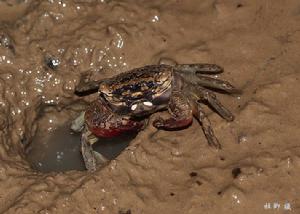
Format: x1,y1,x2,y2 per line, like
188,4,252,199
0,0,300,213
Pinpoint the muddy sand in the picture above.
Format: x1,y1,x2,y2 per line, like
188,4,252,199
0,0,299,213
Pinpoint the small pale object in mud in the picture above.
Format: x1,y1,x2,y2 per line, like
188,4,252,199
72,64,240,171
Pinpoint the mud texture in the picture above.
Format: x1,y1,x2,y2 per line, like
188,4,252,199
0,0,300,213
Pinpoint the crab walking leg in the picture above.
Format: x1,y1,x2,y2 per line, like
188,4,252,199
71,111,85,132
153,90,193,130
81,127,108,172
75,79,103,94
196,75,239,93
174,64,223,74
195,103,222,149
191,74,240,93
197,87,234,122
93,150,109,164
186,84,235,122
81,128,97,172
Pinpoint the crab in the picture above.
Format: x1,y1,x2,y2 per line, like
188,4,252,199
71,64,240,171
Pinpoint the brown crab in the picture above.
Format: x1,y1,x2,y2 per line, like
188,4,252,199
71,64,240,171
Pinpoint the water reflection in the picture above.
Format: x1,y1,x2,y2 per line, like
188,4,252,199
27,121,137,172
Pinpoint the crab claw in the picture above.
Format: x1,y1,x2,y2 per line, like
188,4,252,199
78,98,145,171
85,99,145,138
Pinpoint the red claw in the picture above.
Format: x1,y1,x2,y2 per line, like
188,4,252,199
85,99,144,138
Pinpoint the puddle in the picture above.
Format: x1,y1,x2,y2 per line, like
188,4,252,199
27,122,85,172
26,109,137,173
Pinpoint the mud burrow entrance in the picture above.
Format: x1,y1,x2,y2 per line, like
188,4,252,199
25,103,137,173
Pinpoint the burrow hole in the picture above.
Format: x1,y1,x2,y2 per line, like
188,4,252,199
25,103,137,172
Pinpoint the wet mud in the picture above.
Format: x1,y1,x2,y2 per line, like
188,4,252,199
0,0,300,213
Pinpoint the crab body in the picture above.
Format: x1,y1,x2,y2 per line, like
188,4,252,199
98,65,173,117
73,64,240,171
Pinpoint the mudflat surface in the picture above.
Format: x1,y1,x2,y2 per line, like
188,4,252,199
0,0,300,213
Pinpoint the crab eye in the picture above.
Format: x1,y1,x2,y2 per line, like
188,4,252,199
155,70,170,83
131,104,138,111
143,101,153,106
99,82,112,95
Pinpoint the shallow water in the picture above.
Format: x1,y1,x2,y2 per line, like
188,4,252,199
27,121,137,173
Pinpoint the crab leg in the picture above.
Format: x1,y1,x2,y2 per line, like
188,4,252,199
71,112,108,171
194,75,240,93
180,72,240,94
194,103,221,149
200,87,234,122
75,73,103,94
81,127,109,172
81,128,97,172
76,80,102,93
188,84,234,122
71,111,85,132
174,64,223,74
71,113,98,171
197,88,234,122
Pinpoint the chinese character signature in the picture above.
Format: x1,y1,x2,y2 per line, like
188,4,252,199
264,202,291,211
